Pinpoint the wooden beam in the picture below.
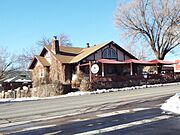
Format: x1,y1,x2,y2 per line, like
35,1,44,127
102,63,105,77
130,63,133,75
89,61,92,82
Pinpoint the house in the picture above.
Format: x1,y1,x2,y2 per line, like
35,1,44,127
29,37,180,92
29,37,137,86
0,71,32,91
29,36,137,88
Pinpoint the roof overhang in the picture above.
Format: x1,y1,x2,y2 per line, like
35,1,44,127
97,59,126,64
148,59,176,65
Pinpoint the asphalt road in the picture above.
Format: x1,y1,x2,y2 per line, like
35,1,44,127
0,84,180,134
2,108,180,135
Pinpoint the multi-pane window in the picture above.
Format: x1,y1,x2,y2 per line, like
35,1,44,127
103,48,117,59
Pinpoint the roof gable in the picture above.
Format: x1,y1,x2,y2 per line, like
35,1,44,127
29,55,50,69
70,41,137,63
70,41,113,63
29,41,137,69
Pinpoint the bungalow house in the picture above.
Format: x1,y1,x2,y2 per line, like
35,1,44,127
29,36,137,88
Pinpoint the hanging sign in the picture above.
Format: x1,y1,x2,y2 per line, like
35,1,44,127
91,64,99,74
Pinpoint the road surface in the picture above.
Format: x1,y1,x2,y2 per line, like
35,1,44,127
0,84,180,134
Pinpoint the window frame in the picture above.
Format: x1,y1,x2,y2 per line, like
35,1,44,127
102,48,117,59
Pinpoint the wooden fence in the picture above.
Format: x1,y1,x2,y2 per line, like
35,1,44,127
90,73,180,90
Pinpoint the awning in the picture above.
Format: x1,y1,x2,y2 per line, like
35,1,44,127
123,59,153,65
79,63,89,66
148,59,176,65
97,59,125,64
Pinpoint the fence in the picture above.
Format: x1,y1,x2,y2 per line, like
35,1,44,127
91,73,180,90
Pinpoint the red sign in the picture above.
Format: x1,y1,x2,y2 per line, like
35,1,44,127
174,60,180,72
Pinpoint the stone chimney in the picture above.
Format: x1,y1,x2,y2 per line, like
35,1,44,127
51,36,60,54
87,43,90,48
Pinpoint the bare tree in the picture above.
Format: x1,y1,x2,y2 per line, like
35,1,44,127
17,33,72,69
125,40,153,60
37,34,72,47
0,47,18,81
37,37,51,47
17,46,39,69
114,0,180,61
58,33,72,46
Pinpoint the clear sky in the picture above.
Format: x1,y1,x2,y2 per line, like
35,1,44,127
0,0,179,60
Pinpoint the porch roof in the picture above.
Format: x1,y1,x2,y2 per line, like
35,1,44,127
123,59,153,65
148,59,176,65
97,59,125,64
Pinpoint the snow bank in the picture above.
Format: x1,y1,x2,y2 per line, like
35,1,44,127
161,93,180,114
0,82,180,103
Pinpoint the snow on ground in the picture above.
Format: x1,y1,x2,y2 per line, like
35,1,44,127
161,93,180,114
0,82,180,103
0,97,40,103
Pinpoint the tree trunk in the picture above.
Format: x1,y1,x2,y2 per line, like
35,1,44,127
157,64,162,74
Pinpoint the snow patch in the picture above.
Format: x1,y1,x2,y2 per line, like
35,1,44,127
0,97,39,103
161,93,180,114
4,77,16,82
0,82,180,103
15,79,32,83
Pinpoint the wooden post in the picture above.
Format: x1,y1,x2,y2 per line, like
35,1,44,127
102,63,105,77
130,63,133,75
77,63,80,73
89,61,92,82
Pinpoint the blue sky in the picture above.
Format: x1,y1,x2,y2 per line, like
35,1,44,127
0,0,179,60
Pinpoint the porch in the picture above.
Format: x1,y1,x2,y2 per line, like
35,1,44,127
76,58,179,90
90,73,180,90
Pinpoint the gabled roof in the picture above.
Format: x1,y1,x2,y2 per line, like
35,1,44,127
54,55,75,63
35,55,50,66
70,41,137,63
70,41,112,63
29,41,137,69
29,55,50,69
44,45,83,55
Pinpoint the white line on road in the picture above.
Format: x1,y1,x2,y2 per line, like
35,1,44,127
44,131,62,135
0,112,80,129
0,108,150,129
75,115,172,135
96,108,150,117
19,124,57,132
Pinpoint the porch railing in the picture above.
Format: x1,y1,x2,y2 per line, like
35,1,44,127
90,73,180,90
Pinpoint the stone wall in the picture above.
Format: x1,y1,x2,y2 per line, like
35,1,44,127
0,82,72,99
31,82,72,97
32,65,50,87
49,59,66,83
0,86,31,99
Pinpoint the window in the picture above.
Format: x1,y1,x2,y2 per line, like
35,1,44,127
103,48,117,59
39,69,45,78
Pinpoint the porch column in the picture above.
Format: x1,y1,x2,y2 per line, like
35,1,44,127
130,63,133,75
89,61,92,82
77,63,80,73
102,63,105,77
156,64,158,74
